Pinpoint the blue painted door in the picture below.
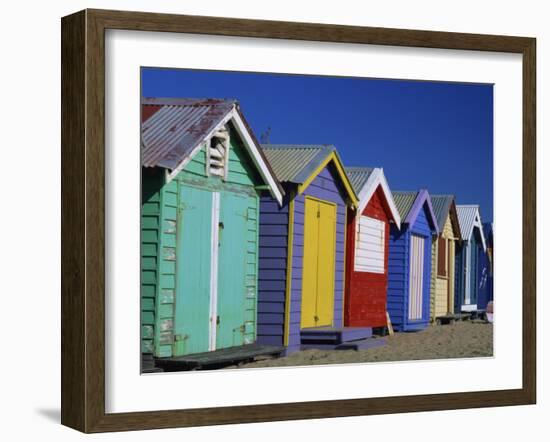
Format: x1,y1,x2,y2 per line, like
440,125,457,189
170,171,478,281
174,185,213,356
216,192,249,349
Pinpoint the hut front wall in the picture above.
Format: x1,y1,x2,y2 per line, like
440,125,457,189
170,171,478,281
141,123,263,358
289,165,347,346
388,203,433,331
345,186,391,328
431,215,456,319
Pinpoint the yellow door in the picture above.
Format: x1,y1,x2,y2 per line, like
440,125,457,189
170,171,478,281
301,197,337,328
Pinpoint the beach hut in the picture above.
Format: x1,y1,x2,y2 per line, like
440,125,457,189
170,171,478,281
140,98,283,361
257,145,362,353
454,205,487,313
429,195,461,322
388,191,439,331
477,222,494,310
344,167,401,328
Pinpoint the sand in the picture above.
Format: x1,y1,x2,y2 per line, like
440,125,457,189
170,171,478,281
233,320,493,369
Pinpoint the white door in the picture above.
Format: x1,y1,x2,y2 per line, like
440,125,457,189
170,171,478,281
408,234,425,320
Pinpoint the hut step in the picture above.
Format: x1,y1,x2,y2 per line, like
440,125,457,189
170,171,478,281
300,327,373,344
301,337,386,351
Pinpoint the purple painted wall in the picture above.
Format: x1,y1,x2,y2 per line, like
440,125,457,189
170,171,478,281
257,197,289,346
257,163,348,351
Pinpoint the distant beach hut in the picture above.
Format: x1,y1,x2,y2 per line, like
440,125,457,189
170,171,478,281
344,167,401,328
140,98,283,360
388,191,439,331
477,222,494,310
257,145,364,352
455,205,487,313
429,195,462,322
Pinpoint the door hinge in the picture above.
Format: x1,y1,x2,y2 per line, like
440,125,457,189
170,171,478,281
314,315,319,322
216,315,220,325
317,209,320,218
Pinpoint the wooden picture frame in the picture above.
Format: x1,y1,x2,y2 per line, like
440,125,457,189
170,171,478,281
61,8,536,433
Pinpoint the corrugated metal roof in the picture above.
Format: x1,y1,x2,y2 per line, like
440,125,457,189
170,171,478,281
141,98,236,169
261,144,334,183
430,195,455,232
392,191,419,220
456,205,481,241
346,167,375,194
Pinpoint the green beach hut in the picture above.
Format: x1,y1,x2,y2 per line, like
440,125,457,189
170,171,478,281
141,98,283,362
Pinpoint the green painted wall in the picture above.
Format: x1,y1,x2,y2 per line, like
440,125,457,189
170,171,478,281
141,167,163,354
141,122,263,357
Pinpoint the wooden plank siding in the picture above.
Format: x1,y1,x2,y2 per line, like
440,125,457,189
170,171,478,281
430,215,456,320
257,162,348,352
345,187,391,327
388,203,434,331
141,167,164,355
257,197,289,347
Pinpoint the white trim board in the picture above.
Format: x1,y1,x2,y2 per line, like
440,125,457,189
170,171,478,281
356,168,401,229
208,192,221,351
166,107,284,205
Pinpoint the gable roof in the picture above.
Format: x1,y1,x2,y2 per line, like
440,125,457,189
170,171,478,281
261,144,329,183
347,167,375,192
431,195,461,239
262,144,358,206
346,167,401,228
392,190,439,235
141,98,283,204
456,205,487,251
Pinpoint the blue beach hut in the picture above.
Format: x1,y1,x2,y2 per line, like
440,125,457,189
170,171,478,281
455,205,487,313
388,190,439,331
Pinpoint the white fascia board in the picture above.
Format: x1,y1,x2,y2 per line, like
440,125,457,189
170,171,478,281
473,211,487,252
228,109,284,205
357,168,401,229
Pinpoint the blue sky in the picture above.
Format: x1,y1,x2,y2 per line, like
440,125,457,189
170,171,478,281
142,68,493,222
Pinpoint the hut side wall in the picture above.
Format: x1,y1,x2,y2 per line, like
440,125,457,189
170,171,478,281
257,197,289,346
388,227,409,330
141,167,164,355
345,186,391,328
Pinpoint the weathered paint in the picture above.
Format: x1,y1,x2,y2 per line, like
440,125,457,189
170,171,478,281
344,186,392,327
141,122,264,357
257,162,349,351
388,201,436,331
430,215,457,319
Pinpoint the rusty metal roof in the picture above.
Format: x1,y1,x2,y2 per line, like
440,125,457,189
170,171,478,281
346,167,375,194
261,144,334,184
141,98,236,169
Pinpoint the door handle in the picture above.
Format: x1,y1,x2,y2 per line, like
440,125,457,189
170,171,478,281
218,222,224,246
